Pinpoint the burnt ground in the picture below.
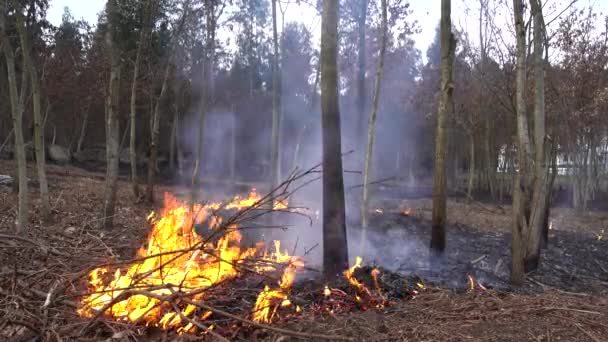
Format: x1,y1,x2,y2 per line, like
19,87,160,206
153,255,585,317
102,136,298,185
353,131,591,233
1,161,607,341
357,207,608,294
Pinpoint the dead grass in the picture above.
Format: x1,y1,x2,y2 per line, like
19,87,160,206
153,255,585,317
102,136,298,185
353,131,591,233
1,162,607,341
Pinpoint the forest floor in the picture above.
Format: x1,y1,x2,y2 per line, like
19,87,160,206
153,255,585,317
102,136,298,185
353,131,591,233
0,162,607,341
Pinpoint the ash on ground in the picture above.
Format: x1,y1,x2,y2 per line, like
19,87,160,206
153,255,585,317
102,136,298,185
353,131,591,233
348,210,608,294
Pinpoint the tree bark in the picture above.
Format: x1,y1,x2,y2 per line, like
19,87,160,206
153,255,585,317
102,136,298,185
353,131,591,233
511,0,532,285
431,0,455,255
101,0,121,230
321,0,349,279
360,0,388,252
270,0,282,193
16,12,49,219
523,0,550,272
1,6,28,231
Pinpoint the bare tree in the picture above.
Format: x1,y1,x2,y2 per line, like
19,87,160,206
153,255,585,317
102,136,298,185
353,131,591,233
1,2,28,231
130,0,155,200
360,0,388,250
192,0,217,200
510,0,531,284
147,1,191,204
430,0,455,255
524,0,551,272
101,0,122,230
355,0,368,157
15,5,49,219
321,0,349,278
270,0,282,195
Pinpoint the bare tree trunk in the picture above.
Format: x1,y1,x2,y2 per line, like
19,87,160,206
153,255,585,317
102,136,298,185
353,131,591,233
192,0,214,201
361,0,388,252
478,0,495,199
169,98,178,173
76,105,90,154
321,0,349,279
131,0,156,200
467,133,475,200
230,107,236,180
270,0,282,194
1,7,28,231
16,13,49,219
102,0,122,230
511,0,532,285
431,0,455,255
522,0,549,272
146,64,171,204
355,0,368,160
129,44,143,199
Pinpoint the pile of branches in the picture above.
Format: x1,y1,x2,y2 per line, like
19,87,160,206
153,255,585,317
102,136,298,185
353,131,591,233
0,166,394,341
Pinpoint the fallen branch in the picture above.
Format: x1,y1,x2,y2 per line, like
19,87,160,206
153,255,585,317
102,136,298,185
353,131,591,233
0,234,70,257
182,298,354,341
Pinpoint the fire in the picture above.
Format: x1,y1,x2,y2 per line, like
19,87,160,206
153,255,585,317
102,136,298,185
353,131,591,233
252,243,304,323
274,200,289,210
344,256,371,296
78,191,303,331
402,208,413,216
467,274,486,292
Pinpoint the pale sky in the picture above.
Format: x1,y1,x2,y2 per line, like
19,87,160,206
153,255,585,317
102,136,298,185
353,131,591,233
47,0,607,63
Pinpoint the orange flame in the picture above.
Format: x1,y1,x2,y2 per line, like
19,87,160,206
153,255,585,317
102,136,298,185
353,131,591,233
78,191,303,330
344,256,372,296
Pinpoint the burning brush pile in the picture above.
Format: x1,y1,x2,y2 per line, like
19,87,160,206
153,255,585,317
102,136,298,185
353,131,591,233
76,190,424,338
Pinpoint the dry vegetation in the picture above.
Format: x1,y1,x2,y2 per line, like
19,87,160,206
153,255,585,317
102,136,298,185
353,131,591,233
1,162,606,341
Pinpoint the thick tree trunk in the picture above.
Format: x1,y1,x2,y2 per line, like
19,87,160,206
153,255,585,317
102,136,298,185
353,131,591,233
16,15,49,219
522,0,548,272
360,0,388,251
321,0,349,279
431,0,455,255
101,0,121,230
270,0,282,193
1,11,28,231
511,0,532,285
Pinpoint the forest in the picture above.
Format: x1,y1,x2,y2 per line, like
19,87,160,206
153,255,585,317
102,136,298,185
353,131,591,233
1,0,607,340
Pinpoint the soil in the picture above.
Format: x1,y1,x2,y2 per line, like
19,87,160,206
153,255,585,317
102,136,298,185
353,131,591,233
1,161,607,341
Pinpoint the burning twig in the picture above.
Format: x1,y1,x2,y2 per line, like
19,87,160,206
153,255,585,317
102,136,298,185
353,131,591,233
77,165,330,336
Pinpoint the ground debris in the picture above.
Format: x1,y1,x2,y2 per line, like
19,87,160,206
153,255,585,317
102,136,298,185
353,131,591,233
1,162,607,341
